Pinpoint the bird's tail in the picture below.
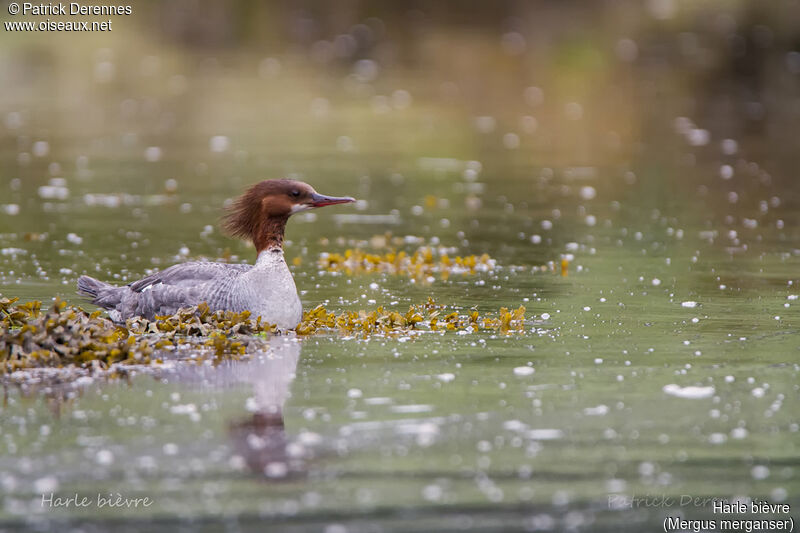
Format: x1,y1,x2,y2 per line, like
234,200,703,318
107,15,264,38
77,275,108,299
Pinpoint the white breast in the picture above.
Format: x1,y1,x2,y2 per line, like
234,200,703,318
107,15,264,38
239,249,302,329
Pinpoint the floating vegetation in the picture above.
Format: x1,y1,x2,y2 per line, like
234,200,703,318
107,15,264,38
318,246,496,280
2,296,526,371
1,297,274,372
297,298,526,337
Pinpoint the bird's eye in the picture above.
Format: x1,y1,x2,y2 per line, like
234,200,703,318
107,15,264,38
290,190,300,198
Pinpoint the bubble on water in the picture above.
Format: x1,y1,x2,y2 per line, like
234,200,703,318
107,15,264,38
330,33,356,59
552,490,570,507
336,136,354,152
391,404,433,414
265,462,288,478
520,115,537,134
540,313,550,320
501,32,526,55
503,420,527,432
209,135,230,153
462,168,479,182
503,133,520,149
651,278,661,286
606,478,627,493
5,111,22,130
728,191,738,203
541,220,553,230
1,204,20,216
524,86,544,107
527,514,556,530
681,301,698,308
168,75,188,95
687,128,709,146
751,465,769,480
530,235,542,244
648,0,676,20
513,366,534,377
363,397,392,406
708,433,727,445
721,138,738,155
437,373,455,383
616,38,638,62
422,483,443,502
474,116,496,133
730,427,748,439
579,186,597,201
310,97,330,118
170,403,197,416
66,233,83,245
466,160,482,172
351,59,378,83
583,405,609,416
565,102,583,121
392,89,412,110
32,141,50,158
662,384,714,399
771,487,788,502
720,165,733,179
258,57,281,78
411,205,423,216
522,429,562,442
371,95,390,114
144,146,162,162
297,431,322,447
33,476,59,494
163,443,179,455
476,440,493,453
96,449,114,466
347,388,362,399
94,60,115,83
38,185,69,200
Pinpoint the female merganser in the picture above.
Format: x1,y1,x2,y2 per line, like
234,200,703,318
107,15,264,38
77,179,355,328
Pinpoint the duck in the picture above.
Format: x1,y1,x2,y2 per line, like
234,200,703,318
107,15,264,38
77,179,355,329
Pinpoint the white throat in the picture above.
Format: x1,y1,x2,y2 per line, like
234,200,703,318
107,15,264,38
256,248,285,266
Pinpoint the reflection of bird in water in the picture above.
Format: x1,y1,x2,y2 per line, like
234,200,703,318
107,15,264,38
153,335,307,478
225,337,305,479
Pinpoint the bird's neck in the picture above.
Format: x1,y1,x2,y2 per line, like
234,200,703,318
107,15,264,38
254,215,289,254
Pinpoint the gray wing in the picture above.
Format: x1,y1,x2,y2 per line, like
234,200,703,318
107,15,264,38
128,261,251,293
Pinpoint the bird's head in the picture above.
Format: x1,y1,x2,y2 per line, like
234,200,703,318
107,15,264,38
222,179,355,251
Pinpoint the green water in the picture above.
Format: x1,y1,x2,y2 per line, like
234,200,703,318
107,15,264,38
1,2,799,531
